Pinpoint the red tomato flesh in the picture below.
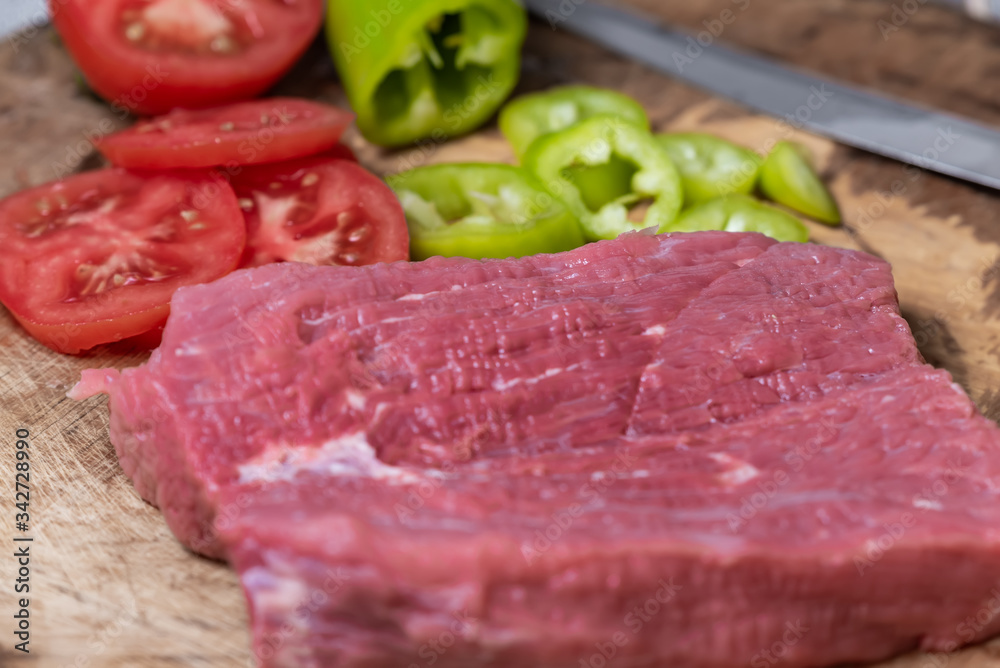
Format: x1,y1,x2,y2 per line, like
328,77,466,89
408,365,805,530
0,169,246,354
50,0,324,115
230,157,409,268
96,99,354,170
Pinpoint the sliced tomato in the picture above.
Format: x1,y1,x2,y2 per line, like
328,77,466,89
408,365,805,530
0,169,245,354
96,99,355,169
230,157,409,268
50,0,324,115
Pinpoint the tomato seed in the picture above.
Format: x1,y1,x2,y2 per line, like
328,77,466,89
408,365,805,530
238,198,254,211
347,225,369,243
180,210,198,222
219,122,236,132
210,35,237,54
125,22,146,42
301,173,319,187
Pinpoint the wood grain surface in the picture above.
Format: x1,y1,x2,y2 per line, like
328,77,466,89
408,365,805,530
2,1,1000,666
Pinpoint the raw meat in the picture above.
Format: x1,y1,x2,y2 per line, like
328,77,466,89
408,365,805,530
72,231,1000,668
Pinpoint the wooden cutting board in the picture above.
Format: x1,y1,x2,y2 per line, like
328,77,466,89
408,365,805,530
3,1,1000,665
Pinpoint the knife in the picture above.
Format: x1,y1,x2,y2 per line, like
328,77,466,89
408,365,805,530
935,0,1000,22
523,0,1000,191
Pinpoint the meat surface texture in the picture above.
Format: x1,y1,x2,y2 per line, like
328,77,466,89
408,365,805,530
72,232,1000,668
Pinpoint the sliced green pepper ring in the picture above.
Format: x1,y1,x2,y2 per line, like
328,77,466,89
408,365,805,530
326,0,527,147
663,194,809,243
500,85,650,160
759,141,841,225
388,163,586,261
657,133,762,206
523,114,683,242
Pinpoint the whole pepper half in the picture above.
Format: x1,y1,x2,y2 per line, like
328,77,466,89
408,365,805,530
327,0,527,147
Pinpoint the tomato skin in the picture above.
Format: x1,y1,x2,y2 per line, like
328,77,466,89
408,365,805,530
8,306,171,356
230,157,409,269
50,0,324,115
0,168,246,355
96,99,355,170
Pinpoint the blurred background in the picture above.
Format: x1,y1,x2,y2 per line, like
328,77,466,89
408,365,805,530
1,0,46,38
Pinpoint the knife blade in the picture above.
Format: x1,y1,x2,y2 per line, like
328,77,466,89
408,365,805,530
524,0,1000,191
935,0,1000,23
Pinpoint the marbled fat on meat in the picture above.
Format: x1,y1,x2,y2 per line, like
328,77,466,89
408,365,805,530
72,232,1000,668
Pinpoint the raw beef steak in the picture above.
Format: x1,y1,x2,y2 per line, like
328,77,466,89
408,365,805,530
72,232,1000,668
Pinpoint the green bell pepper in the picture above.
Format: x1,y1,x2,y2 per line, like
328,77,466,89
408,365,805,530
523,115,683,242
663,194,809,243
327,0,527,147
500,85,650,159
657,133,762,206
388,163,586,260
759,141,841,224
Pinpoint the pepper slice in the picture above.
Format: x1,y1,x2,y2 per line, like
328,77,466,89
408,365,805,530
326,0,527,147
500,85,650,159
523,115,683,242
657,133,762,206
759,141,841,224
663,194,809,243
388,164,585,261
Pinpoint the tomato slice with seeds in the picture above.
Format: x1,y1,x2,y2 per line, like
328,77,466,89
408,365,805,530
230,157,409,268
50,0,324,115
96,99,355,170
0,169,245,354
